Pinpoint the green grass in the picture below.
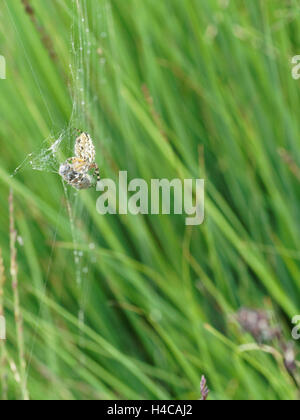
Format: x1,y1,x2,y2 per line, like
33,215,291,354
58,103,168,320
0,0,300,400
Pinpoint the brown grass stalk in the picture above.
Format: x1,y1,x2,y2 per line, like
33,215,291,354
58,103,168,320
21,0,57,62
142,84,168,142
278,148,300,182
9,189,29,400
0,248,8,400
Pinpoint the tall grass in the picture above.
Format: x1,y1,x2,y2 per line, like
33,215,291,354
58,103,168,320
0,0,299,400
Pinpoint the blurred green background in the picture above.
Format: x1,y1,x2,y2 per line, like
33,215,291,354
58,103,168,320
0,0,300,400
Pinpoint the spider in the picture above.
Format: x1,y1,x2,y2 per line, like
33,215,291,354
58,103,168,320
59,131,100,190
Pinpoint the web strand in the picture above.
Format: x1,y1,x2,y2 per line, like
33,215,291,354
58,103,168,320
12,0,106,375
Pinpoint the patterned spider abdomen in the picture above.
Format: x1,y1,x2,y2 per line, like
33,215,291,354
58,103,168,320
75,132,96,164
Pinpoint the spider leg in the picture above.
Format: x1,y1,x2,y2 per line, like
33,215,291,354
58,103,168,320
90,163,101,182
94,165,101,182
72,127,84,136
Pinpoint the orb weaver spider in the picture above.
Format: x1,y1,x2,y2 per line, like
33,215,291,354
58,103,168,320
59,130,100,190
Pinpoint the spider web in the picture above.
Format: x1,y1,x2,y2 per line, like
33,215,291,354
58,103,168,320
12,0,107,177
12,128,72,176
11,0,109,375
